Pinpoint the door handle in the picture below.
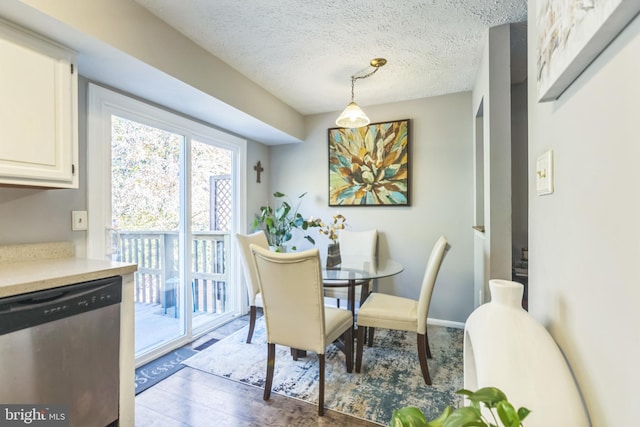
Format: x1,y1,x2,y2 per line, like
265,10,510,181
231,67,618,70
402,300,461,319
106,227,121,256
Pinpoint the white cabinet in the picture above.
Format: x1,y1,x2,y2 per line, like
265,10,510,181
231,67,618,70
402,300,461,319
0,19,78,188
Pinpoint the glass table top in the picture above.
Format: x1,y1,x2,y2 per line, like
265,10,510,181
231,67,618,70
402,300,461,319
322,256,404,282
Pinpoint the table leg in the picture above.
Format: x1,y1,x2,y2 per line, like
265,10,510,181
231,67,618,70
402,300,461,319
347,280,356,369
359,281,373,346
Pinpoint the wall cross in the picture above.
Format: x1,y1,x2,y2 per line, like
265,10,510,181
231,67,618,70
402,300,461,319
253,161,264,183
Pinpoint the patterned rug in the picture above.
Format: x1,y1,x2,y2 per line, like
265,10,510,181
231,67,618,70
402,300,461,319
183,317,464,425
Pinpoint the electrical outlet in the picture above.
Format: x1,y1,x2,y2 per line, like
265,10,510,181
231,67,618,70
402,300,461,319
72,211,88,231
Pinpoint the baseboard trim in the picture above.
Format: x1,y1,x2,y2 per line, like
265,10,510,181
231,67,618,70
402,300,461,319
427,317,465,329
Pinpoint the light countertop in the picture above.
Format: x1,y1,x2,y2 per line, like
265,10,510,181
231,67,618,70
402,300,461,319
0,242,137,298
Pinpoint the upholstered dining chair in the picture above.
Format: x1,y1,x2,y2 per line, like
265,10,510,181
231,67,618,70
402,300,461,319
249,244,353,416
324,229,378,307
235,231,269,343
355,236,450,385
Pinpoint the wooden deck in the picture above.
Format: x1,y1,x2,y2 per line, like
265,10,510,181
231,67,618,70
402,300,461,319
135,301,231,355
135,302,184,353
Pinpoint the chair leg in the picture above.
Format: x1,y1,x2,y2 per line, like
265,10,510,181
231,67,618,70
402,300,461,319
417,333,432,385
344,327,353,373
246,305,257,344
318,354,325,416
263,343,275,400
367,327,375,347
356,325,366,373
426,330,432,359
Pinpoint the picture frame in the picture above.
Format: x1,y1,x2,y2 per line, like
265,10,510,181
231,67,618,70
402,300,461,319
537,0,640,102
328,119,410,206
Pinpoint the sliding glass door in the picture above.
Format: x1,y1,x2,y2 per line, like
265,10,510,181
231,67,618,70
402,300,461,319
190,140,234,333
111,115,186,354
87,84,247,364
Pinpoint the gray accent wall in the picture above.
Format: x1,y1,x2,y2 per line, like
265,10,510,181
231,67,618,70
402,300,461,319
270,93,475,323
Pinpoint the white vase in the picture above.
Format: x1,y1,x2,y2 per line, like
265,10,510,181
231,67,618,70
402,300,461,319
463,279,589,426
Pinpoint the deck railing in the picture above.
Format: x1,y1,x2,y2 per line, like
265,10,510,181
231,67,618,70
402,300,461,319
115,231,229,316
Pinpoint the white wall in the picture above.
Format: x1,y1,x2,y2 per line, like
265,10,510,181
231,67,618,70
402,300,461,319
245,140,271,232
472,24,514,305
269,93,475,323
528,3,640,425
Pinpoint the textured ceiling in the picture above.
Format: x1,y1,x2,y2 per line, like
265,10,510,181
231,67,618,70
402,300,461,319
134,0,527,115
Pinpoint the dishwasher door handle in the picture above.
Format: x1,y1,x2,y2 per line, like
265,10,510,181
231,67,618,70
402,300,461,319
6,282,113,313
0,276,122,336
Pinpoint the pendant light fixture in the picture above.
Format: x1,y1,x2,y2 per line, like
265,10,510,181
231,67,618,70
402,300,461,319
335,58,387,128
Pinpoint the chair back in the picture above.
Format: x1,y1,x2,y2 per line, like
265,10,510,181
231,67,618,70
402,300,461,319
416,236,450,334
250,245,326,353
339,229,377,258
235,231,269,305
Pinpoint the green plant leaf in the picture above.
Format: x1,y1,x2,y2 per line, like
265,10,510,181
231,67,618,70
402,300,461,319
516,407,531,422
442,406,487,427
425,406,452,427
457,387,507,409
390,407,428,427
274,191,285,197
496,401,519,427
456,389,473,397
393,387,529,427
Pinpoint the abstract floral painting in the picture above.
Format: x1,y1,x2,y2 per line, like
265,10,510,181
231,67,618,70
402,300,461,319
328,119,409,206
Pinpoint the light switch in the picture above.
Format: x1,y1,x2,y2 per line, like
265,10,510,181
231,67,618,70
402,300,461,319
536,150,554,196
72,210,88,231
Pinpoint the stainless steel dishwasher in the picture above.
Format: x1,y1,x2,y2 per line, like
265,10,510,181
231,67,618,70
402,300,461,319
0,276,122,427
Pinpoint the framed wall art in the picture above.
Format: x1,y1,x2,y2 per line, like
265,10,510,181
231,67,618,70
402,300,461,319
328,119,410,206
537,0,640,102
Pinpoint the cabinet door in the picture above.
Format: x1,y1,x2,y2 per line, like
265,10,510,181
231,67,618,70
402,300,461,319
0,21,78,188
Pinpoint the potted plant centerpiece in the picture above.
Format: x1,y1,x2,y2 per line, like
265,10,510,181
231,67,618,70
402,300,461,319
253,191,318,252
317,213,347,267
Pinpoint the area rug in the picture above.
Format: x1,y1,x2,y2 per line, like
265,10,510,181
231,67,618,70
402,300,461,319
135,347,198,394
182,318,464,425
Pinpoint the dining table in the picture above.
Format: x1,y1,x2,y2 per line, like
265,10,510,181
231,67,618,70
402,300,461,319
322,255,404,365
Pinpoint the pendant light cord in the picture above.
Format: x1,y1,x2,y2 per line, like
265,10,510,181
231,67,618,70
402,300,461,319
350,67,381,101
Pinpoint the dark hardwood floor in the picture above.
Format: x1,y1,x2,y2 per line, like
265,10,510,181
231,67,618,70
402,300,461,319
135,312,382,427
